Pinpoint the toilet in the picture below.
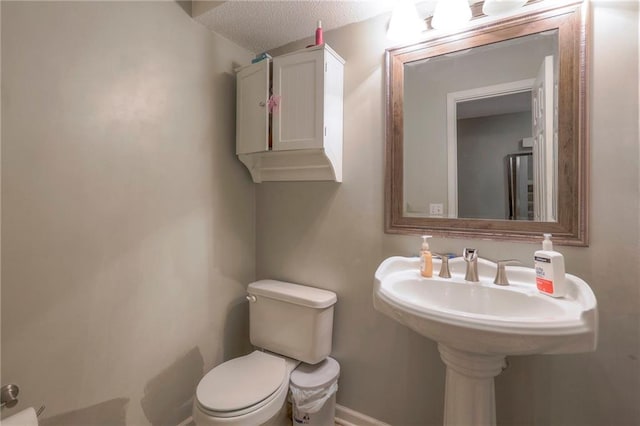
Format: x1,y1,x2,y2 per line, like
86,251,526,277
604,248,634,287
193,279,337,426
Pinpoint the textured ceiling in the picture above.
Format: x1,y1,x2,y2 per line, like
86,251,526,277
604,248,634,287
194,1,440,54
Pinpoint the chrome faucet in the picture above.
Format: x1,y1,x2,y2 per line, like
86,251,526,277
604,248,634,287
463,248,479,282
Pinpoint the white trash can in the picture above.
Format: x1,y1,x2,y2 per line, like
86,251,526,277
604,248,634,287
290,357,340,426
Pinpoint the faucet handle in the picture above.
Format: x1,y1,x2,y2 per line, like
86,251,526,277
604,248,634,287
493,259,521,286
433,253,451,278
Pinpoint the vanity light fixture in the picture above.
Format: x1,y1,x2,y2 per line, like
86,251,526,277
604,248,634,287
431,0,472,30
387,0,427,42
482,0,528,16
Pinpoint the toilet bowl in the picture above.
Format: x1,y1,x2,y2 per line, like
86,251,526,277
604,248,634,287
192,280,337,426
193,351,299,425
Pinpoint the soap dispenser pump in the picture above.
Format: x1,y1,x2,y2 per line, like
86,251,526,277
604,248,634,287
420,235,433,278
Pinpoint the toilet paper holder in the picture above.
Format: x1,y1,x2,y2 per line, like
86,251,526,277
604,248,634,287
1,384,19,408
1,384,45,416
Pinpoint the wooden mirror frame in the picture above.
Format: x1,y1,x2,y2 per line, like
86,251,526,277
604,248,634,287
385,1,588,246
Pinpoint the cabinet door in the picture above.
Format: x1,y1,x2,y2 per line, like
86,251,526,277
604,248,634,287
236,60,269,154
272,50,323,151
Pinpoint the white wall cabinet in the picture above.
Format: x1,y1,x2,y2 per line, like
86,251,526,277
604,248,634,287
236,44,344,183
236,59,270,155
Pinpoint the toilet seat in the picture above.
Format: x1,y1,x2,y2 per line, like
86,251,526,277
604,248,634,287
194,351,294,422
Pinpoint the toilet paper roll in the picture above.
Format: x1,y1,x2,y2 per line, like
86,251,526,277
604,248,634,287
2,407,39,426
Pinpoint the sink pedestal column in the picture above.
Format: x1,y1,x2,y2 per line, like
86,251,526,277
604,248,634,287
438,344,506,426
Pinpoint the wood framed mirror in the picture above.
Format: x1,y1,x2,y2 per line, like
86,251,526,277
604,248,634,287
385,1,588,246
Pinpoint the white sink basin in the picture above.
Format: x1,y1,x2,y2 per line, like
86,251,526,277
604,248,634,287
374,256,598,355
374,255,598,426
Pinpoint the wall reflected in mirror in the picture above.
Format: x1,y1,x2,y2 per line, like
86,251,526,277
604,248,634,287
403,29,558,222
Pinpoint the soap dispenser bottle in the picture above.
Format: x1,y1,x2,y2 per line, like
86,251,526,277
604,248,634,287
534,233,567,297
420,235,433,278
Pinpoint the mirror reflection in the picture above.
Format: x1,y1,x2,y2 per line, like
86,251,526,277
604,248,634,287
403,30,558,221
385,1,588,245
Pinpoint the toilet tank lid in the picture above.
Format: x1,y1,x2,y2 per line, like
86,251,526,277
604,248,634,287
248,280,337,309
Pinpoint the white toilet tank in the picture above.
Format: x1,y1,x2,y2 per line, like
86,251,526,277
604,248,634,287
247,280,337,365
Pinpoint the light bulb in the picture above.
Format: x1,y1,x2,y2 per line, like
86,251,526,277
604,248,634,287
431,0,472,31
387,0,427,42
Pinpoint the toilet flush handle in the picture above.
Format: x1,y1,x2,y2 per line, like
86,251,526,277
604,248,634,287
246,294,257,303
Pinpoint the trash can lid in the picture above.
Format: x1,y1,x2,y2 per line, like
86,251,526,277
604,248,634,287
290,357,340,390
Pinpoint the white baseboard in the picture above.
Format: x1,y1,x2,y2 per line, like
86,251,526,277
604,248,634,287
335,404,391,426
181,404,389,426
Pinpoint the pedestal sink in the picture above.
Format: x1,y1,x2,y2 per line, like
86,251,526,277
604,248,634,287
373,256,598,426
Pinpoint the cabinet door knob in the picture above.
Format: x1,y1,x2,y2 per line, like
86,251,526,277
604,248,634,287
258,101,266,107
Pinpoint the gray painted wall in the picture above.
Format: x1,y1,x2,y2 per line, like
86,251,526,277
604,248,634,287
263,2,639,425
1,2,254,424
